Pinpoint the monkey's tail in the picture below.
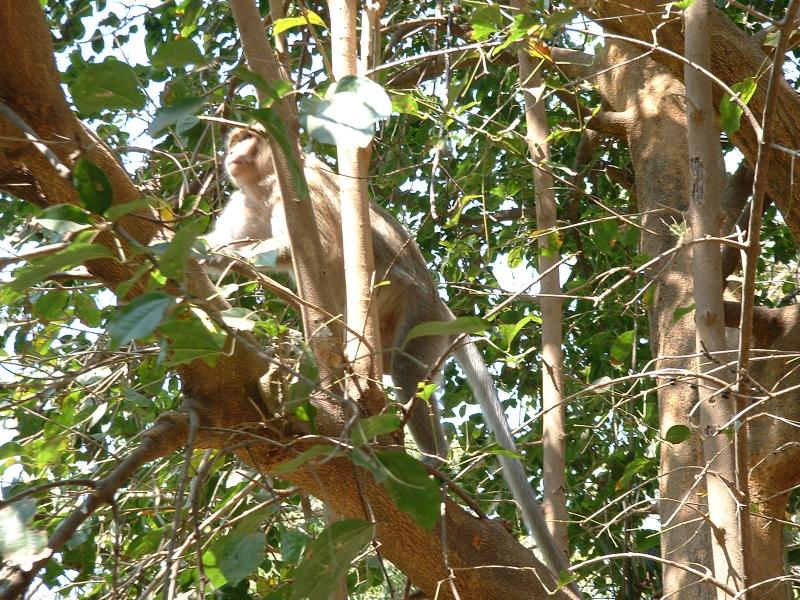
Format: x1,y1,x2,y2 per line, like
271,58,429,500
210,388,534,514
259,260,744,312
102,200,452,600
448,312,576,587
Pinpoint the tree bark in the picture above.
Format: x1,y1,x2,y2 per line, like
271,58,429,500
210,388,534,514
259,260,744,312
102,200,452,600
684,1,747,595
327,0,384,406
511,0,569,559
592,41,716,600
576,0,800,243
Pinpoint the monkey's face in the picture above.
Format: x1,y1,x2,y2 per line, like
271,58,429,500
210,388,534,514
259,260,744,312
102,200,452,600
225,128,266,184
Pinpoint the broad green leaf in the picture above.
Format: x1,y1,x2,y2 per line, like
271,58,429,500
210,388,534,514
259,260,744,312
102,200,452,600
290,520,373,600
215,521,266,587
665,424,692,444
273,10,327,36
619,456,652,487
220,307,257,331
33,290,69,321
7,243,114,292
390,93,423,117
159,314,227,366
69,59,146,113
609,330,635,367
720,78,757,135
556,570,579,591
158,219,205,282
507,245,524,268
37,204,91,233
272,444,337,475
373,451,439,530
483,444,524,460
73,158,113,214
280,528,309,564
232,68,293,107
404,316,490,345
498,314,541,350
764,31,780,48
672,303,695,323
104,197,155,221
151,38,204,69
108,292,176,350
148,97,206,136
72,291,102,327
351,412,402,446
299,75,392,148
470,5,504,41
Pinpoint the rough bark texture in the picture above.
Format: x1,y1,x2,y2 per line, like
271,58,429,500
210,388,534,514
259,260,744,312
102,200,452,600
578,0,800,243
592,41,715,600
591,34,800,600
0,3,570,599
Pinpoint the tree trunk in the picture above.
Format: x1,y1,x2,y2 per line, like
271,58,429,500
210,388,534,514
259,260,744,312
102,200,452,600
684,1,747,595
592,41,716,600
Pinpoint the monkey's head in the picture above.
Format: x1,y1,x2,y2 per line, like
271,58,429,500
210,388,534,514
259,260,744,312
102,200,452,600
224,126,272,186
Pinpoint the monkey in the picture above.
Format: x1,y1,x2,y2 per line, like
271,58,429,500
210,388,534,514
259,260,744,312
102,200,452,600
205,126,573,579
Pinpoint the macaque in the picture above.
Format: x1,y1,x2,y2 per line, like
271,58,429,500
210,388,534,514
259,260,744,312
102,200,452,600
206,126,571,577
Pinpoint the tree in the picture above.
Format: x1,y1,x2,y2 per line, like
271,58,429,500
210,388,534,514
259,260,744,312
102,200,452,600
0,1,798,599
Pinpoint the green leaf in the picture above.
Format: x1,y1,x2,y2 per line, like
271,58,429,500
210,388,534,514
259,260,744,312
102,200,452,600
33,290,69,321
220,307,257,331
556,570,579,591
158,219,205,282
232,68,293,107
609,330,635,367
390,93,423,117
217,525,266,587
373,451,439,530
673,0,696,8
497,314,541,350
272,444,337,475
108,292,176,350
290,520,373,600
299,75,392,148
151,38,205,69
72,291,102,327
619,456,652,487
672,303,695,323
351,412,402,447
507,245,524,268
273,10,327,36
159,314,227,366
37,204,91,233
69,59,147,113
719,77,757,136
404,316,490,345
470,5,504,41
7,243,114,292
665,424,692,444
148,97,206,137
764,31,780,48
73,158,113,214
104,197,155,221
